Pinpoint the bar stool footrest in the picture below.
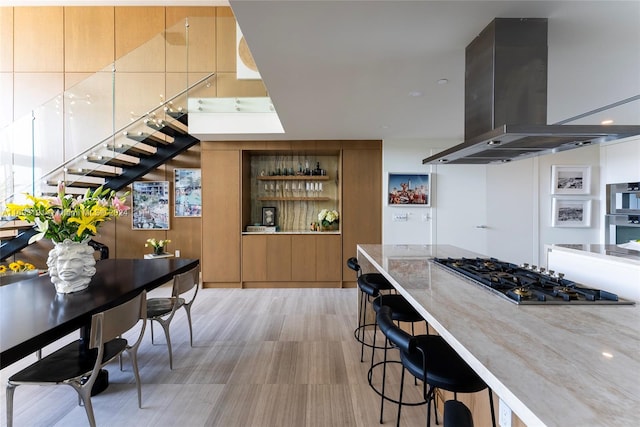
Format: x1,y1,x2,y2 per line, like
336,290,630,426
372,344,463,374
354,324,395,351
367,360,429,407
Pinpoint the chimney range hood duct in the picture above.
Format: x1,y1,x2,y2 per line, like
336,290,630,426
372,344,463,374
422,18,640,165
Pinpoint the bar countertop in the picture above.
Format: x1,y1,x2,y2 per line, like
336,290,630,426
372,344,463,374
357,244,640,427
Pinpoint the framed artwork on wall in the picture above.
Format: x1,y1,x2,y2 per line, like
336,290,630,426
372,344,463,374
551,165,591,195
174,168,202,217
132,181,170,230
552,198,592,228
388,173,431,206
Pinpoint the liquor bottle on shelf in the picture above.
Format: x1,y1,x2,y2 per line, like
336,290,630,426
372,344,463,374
313,162,322,176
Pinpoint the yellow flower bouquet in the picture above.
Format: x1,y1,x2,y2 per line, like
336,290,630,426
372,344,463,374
0,260,36,275
146,238,171,255
4,183,129,244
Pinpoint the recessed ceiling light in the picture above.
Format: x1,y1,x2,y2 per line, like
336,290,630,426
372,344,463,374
601,119,614,125
437,78,449,85
408,91,423,97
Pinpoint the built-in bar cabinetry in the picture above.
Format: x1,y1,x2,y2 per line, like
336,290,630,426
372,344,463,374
201,140,381,288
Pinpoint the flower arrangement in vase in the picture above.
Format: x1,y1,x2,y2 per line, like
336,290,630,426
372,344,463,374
0,260,36,275
318,209,339,231
4,183,129,293
146,238,171,255
0,259,39,285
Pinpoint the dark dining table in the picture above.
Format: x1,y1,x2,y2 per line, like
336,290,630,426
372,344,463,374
0,258,199,370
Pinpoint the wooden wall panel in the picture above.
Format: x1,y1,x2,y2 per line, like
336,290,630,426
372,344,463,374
12,73,63,119
215,72,267,98
0,8,13,72
165,7,216,73
216,7,236,73
202,147,241,285
115,6,165,72
165,6,215,28
64,7,114,73
14,7,63,72
342,144,382,283
167,146,202,261
115,7,164,60
0,73,12,127
64,72,92,90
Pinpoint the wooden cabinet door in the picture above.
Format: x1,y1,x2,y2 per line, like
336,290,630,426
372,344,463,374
241,234,267,282
316,235,342,281
202,148,241,284
266,235,291,281
342,146,382,282
291,235,316,281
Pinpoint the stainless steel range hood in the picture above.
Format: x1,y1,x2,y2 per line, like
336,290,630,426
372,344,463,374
422,123,640,165
422,18,640,165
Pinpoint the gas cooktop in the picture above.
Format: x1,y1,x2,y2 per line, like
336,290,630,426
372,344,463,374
432,257,635,305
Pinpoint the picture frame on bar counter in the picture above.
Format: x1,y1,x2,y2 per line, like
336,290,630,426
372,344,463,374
388,173,431,206
262,207,276,226
552,198,591,228
551,165,591,195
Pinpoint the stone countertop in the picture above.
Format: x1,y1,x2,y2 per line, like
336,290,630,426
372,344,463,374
357,244,640,427
548,243,640,264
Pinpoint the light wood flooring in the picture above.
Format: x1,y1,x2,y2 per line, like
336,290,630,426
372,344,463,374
0,286,470,427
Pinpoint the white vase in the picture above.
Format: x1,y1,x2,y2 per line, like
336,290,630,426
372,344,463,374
47,238,97,294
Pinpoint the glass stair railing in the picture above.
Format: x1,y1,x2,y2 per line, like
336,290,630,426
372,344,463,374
0,16,218,258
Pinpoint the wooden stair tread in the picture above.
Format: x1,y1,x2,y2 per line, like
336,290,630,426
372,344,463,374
85,155,138,168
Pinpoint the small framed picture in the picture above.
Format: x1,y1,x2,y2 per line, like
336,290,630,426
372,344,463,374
262,207,276,226
132,181,170,230
388,173,431,206
552,198,592,228
174,168,202,217
551,165,591,195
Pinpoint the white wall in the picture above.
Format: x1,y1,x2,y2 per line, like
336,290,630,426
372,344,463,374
535,144,601,264
381,137,640,265
381,139,435,244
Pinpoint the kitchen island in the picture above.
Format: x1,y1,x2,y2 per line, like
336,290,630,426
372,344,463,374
357,244,639,427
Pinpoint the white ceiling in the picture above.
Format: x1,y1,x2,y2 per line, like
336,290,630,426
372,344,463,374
226,0,640,144
5,1,638,145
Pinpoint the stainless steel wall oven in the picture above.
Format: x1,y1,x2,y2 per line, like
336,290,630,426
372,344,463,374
605,182,640,244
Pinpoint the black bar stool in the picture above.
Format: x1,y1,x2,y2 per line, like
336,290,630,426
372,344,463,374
377,305,496,427
444,400,474,427
369,294,429,422
346,257,396,362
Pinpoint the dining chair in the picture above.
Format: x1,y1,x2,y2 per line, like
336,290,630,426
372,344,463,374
146,265,200,369
6,290,147,427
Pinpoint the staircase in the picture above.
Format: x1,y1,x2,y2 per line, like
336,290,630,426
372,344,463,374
0,15,221,260
1,92,206,260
